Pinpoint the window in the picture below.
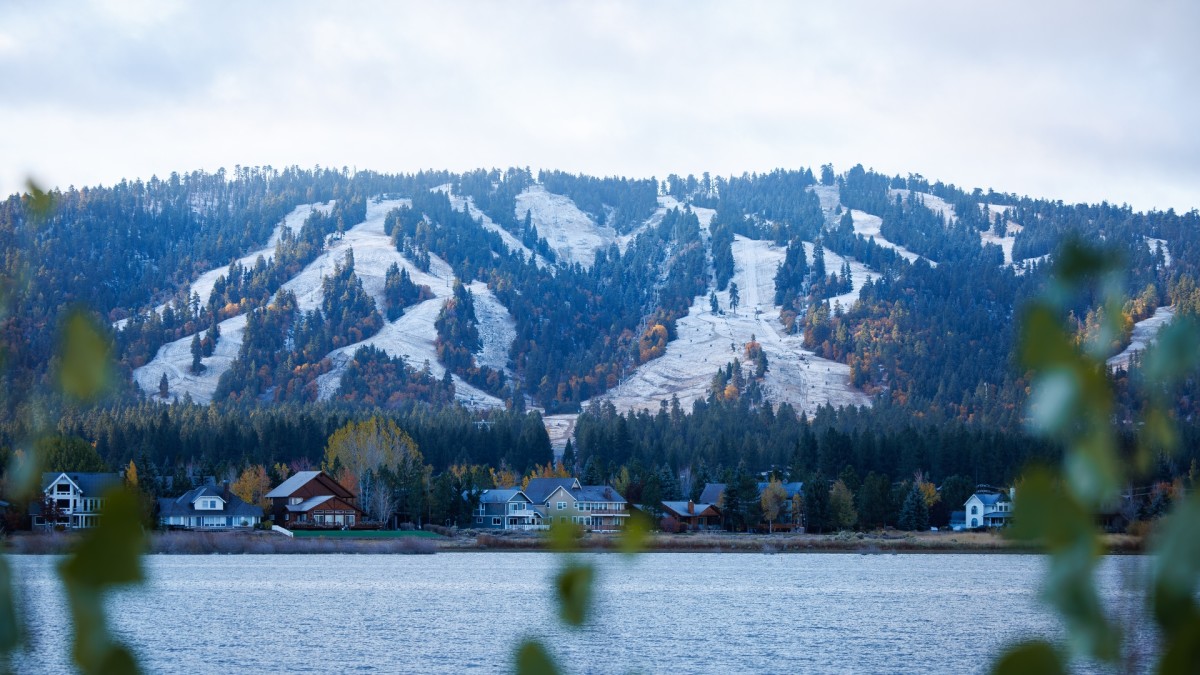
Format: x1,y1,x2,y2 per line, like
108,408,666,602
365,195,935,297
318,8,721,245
475,517,483,524
56,483,70,493
492,517,501,526
970,505,978,514
557,501,566,510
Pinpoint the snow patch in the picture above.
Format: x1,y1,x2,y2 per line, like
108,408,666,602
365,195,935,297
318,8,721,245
847,209,934,266
515,184,618,268
1146,237,1172,266
467,281,516,375
808,184,841,213
889,189,956,222
1108,306,1176,371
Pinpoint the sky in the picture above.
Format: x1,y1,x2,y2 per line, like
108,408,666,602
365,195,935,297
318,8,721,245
1,0,1197,211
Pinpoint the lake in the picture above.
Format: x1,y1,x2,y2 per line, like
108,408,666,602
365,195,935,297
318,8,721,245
8,552,1156,674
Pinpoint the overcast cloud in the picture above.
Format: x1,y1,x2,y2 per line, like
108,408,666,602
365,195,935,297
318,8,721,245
1,0,1197,211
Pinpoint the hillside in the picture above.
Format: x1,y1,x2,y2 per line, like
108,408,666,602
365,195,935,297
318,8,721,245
1,165,1196,451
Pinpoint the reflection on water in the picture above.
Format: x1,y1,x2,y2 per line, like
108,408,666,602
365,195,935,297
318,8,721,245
9,552,1155,674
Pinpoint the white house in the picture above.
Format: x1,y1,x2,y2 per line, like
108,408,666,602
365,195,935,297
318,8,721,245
158,486,263,529
963,488,1014,529
31,472,122,529
473,489,543,530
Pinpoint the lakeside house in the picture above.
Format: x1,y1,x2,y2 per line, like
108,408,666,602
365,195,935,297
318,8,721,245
963,487,1014,529
509,477,629,531
158,485,263,529
660,500,721,531
266,471,365,528
30,472,121,530
473,488,541,530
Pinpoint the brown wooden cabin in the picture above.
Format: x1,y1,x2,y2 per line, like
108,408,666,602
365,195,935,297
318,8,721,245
265,471,365,528
661,500,721,531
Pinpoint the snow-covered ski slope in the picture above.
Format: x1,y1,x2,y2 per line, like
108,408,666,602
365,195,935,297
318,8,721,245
114,201,334,331
515,184,619,268
592,232,871,417
134,198,512,408
1107,305,1176,371
846,209,935,266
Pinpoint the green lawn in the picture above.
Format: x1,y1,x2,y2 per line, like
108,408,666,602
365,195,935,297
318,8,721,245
290,529,444,539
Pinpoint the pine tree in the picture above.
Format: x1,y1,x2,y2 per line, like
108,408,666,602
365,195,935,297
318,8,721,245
898,483,930,531
190,332,205,374
158,372,169,398
803,474,830,533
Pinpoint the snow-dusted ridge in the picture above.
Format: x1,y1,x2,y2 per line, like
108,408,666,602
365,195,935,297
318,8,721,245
134,197,513,408
114,201,334,331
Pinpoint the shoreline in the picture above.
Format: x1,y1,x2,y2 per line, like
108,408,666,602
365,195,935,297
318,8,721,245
2,530,1144,556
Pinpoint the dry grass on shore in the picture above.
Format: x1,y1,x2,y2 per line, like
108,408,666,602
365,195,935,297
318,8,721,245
448,529,1144,554
4,530,436,555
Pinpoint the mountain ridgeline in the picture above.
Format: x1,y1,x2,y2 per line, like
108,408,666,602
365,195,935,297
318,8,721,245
2,164,1199,487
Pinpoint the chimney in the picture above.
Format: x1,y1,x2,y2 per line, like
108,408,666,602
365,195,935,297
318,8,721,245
1009,486,1016,501
687,500,694,514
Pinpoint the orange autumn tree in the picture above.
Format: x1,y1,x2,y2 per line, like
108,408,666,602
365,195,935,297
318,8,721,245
231,465,273,512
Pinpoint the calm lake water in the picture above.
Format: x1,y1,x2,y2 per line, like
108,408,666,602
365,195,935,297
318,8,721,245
8,552,1156,674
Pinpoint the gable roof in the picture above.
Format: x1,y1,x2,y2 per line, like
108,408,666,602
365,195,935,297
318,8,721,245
523,478,581,504
757,481,804,499
577,485,626,504
698,483,725,504
661,501,720,518
41,472,121,498
265,471,323,498
478,489,530,504
157,487,262,518
968,491,1012,507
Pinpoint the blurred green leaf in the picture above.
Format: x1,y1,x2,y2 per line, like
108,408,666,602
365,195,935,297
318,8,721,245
555,563,594,627
1156,615,1200,675
61,488,145,587
515,640,559,675
1142,316,1200,388
1052,240,1121,290
24,179,54,222
990,641,1065,675
547,518,582,553
1009,470,1117,661
1149,493,1200,638
59,310,112,401
1020,305,1078,372
618,510,651,556
60,487,146,675
0,556,21,656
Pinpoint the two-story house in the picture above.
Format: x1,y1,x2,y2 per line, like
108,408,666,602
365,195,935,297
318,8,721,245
699,481,804,528
473,489,542,530
964,487,1014,529
265,471,365,527
31,472,121,529
522,477,629,531
158,485,263,529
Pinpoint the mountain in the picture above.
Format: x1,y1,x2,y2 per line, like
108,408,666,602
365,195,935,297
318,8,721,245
2,165,1197,454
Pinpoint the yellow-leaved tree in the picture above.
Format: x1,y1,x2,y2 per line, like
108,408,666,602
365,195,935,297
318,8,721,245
323,417,422,523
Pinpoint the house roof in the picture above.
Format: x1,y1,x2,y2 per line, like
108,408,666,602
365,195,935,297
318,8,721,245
286,495,335,512
522,478,581,504
661,501,719,518
157,487,262,518
970,492,1012,506
265,471,323,498
478,489,529,504
698,483,725,504
41,472,121,498
578,485,626,504
757,481,803,499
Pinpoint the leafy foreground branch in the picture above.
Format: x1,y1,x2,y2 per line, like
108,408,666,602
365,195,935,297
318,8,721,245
993,242,1200,674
